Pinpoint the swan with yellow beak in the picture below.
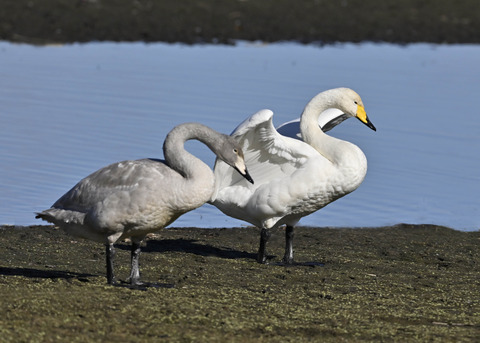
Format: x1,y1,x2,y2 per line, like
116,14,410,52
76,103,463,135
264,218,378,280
212,88,376,264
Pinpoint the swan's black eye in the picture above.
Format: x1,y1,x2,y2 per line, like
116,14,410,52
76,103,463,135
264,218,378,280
233,148,238,154
354,101,358,105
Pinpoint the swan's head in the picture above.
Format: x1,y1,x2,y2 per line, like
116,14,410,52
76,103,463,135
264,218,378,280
219,137,254,184
336,88,376,131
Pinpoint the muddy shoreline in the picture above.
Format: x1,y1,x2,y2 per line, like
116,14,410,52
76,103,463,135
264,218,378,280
1,224,479,341
2,0,480,45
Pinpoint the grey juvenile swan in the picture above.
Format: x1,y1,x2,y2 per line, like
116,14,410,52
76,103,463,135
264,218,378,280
36,122,254,286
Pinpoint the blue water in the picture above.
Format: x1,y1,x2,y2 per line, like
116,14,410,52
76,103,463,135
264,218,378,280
1,41,479,230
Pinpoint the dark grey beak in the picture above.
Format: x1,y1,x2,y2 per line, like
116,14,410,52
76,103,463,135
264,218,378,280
236,167,254,184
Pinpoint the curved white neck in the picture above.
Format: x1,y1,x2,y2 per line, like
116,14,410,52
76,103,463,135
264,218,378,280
300,91,348,164
299,90,368,192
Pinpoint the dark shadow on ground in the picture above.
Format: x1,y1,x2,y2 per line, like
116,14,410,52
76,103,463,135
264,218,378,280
118,238,257,261
0,266,94,280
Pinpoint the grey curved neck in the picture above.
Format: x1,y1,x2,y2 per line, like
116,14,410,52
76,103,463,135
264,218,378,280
162,123,224,180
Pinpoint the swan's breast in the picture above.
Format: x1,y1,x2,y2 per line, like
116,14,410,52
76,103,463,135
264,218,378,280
248,143,367,228
334,142,368,194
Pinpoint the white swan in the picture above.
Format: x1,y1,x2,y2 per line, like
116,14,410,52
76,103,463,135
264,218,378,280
211,88,376,264
36,122,254,286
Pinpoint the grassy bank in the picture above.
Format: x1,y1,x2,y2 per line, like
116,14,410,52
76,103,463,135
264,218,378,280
1,224,479,342
1,0,480,45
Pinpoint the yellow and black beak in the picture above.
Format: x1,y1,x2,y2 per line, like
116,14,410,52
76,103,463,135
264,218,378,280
356,105,376,131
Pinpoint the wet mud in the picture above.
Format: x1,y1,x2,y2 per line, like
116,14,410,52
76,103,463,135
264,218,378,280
1,224,479,342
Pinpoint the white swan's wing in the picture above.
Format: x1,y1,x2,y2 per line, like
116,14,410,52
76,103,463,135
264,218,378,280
214,109,319,193
211,109,319,225
276,108,349,138
275,118,303,139
320,109,350,132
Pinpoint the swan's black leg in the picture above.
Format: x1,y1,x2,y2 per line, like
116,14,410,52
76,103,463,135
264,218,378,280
105,243,116,285
125,239,175,289
257,228,271,264
282,225,295,265
128,240,143,286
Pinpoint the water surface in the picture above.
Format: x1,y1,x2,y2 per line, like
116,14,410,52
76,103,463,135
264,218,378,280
1,41,478,230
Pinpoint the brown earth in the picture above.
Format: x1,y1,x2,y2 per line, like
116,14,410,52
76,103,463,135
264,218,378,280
1,224,479,342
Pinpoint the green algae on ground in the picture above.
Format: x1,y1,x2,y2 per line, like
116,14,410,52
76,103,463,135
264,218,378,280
0,224,479,342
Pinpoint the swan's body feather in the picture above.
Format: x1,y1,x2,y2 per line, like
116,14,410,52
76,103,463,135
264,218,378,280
40,158,207,244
